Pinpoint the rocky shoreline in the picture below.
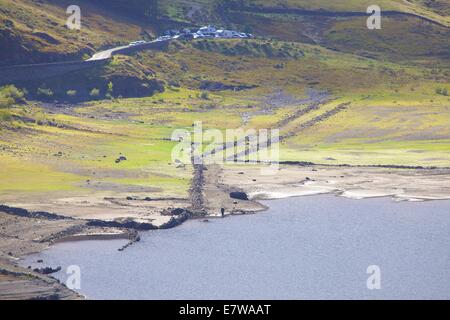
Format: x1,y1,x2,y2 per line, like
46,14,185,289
2,163,450,300
0,204,200,300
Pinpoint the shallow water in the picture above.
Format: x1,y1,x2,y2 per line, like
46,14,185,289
21,195,450,300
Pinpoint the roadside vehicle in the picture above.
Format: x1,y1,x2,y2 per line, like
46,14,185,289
164,30,180,37
176,33,194,40
156,35,172,41
193,33,207,39
198,25,217,37
129,40,146,46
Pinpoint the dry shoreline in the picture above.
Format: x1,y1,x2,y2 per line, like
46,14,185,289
2,163,450,299
221,164,450,203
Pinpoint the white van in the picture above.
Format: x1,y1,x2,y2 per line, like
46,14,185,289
198,26,217,36
216,30,241,38
129,40,146,46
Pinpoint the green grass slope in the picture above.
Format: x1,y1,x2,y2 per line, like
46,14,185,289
0,0,449,199
0,0,157,65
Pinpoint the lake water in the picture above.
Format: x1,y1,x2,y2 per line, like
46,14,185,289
21,195,450,300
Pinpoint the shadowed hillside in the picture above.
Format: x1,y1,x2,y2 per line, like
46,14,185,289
91,0,158,21
0,0,160,66
1,0,448,66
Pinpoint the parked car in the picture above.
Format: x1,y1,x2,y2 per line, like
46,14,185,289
174,33,194,40
194,32,210,39
215,29,228,38
198,25,217,36
231,31,242,38
164,30,180,37
156,35,172,41
129,40,146,46
215,30,241,38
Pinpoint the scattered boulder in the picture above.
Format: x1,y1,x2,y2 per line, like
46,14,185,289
115,155,127,163
171,208,186,216
33,266,62,275
86,218,157,231
162,208,188,216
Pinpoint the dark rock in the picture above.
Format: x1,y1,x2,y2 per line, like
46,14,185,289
115,155,128,163
0,205,72,221
86,218,157,231
230,192,249,201
171,208,186,216
159,214,189,229
34,266,62,275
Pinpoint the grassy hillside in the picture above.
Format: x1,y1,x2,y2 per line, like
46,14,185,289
1,0,448,66
232,0,450,25
160,0,450,26
0,0,157,65
0,0,449,201
159,0,450,63
2,37,449,196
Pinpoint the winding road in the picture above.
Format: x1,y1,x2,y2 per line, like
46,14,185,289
87,45,130,61
87,40,168,61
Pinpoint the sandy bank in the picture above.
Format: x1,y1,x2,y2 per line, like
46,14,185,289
220,164,450,202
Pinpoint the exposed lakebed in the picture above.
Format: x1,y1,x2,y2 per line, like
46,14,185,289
21,195,450,299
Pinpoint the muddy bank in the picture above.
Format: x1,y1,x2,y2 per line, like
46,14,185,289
0,203,194,300
0,211,85,300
